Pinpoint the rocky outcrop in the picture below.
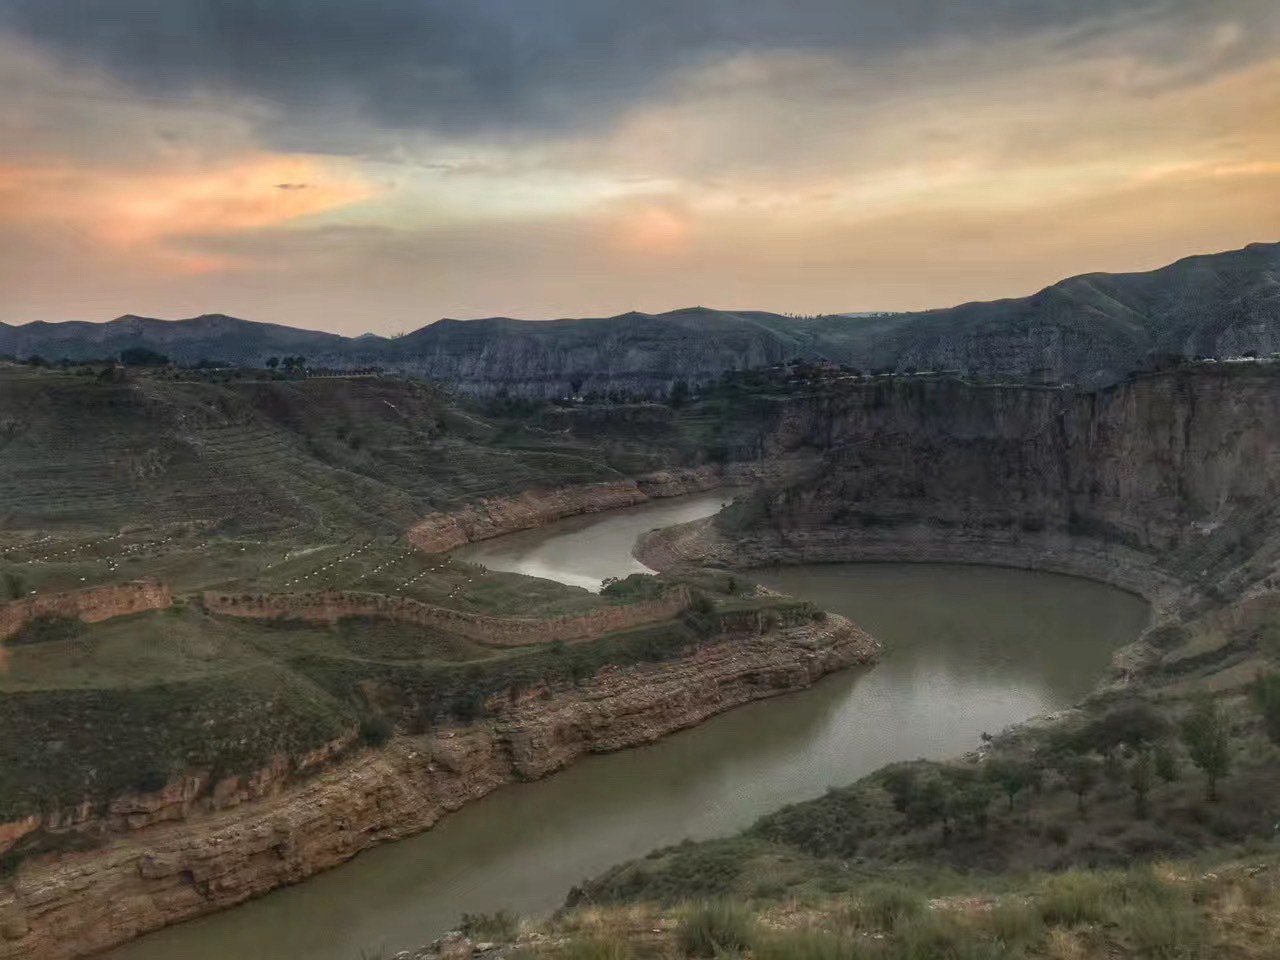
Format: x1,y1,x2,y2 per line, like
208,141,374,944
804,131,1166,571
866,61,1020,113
202,588,691,648
409,480,653,552
0,582,172,642
670,368,1280,594
641,366,1280,685
406,464,804,554
0,615,877,960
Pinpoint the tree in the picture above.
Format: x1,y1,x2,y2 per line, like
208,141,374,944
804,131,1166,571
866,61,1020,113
266,356,280,370
948,781,996,831
668,379,691,408
1103,747,1127,783
906,773,952,839
1250,673,1280,746
1154,741,1179,784
1063,755,1101,816
1130,750,1154,818
119,346,169,366
1181,694,1231,801
881,766,919,813
985,758,1037,812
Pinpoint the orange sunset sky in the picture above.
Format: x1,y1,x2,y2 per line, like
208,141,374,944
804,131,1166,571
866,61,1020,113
0,0,1277,334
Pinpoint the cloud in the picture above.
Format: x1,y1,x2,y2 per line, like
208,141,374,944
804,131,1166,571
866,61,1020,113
0,153,374,272
2,0,1275,146
0,0,1276,330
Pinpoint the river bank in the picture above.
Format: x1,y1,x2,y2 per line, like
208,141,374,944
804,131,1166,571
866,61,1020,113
0,592,874,960
634,519,1191,683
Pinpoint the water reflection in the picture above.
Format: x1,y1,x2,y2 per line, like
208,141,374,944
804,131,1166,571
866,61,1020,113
112,500,1148,960
453,492,727,590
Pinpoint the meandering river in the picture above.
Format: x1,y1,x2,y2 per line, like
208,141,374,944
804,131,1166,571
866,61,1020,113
111,493,1148,960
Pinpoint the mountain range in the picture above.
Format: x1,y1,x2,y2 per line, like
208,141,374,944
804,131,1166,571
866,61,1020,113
2,241,1277,396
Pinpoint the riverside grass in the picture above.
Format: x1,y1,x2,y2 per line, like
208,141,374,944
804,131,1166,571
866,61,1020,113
443,852,1278,960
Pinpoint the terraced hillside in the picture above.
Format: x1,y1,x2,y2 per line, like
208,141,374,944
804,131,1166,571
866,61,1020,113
0,368,635,536
0,364,842,922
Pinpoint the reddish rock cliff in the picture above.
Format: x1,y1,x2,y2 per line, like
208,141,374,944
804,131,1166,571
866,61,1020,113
0,615,878,960
202,588,690,647
0,582,172,642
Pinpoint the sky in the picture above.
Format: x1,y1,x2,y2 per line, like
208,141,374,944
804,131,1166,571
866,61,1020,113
0,0,1277,334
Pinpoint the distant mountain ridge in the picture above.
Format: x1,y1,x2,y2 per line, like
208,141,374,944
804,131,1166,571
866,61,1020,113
3,241,1277,395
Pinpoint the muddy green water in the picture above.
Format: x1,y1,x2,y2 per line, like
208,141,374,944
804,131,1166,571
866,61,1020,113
111,494,1148,960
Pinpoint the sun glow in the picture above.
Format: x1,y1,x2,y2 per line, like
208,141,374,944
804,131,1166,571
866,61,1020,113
0,154,374,271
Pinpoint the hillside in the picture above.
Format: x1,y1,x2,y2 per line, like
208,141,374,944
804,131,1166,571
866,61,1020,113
3,364,1280,958
3,242,1278,395
810,241,1280,387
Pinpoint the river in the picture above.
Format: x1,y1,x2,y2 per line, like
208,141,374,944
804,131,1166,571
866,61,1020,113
111,492,1148,960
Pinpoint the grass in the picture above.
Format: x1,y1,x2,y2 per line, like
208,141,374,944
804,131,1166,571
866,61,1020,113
576,692,1280,908
0,574,770,826
460,910,521,941
842,883,924,932
1037,870,1114,925
558,938,635,960
529,852,1280,960
676,901,756,957
754,929,879,960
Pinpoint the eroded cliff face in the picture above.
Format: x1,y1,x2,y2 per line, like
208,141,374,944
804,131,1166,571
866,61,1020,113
0,582,172,642
0,615,877,960
201,588,690,648
678,369,1280,602
405,465,790,552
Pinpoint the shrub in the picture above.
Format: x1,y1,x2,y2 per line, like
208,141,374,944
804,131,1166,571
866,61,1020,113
600,574,665,603
132,765,170,794
6,614,83,646
752,881,787,900
359,714,394,746
2,571,24,601
1070,703,1171,754
459,910,520,941
676,901,755,957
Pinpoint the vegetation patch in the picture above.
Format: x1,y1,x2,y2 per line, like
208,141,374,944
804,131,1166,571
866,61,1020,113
4,614,84,646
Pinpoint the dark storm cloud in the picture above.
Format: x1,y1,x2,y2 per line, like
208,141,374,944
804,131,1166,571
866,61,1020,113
0,0,1245,137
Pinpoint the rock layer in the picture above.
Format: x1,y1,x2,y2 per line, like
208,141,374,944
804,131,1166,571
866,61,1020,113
202,587,691,648
0,582,171,642
0,615,877,960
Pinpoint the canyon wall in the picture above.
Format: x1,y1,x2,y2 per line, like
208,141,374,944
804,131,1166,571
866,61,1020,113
406,463,804,554
0,582,172,642
0,614,877,960
409,480,654,552
202,588,690,648
636,369,1280,672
